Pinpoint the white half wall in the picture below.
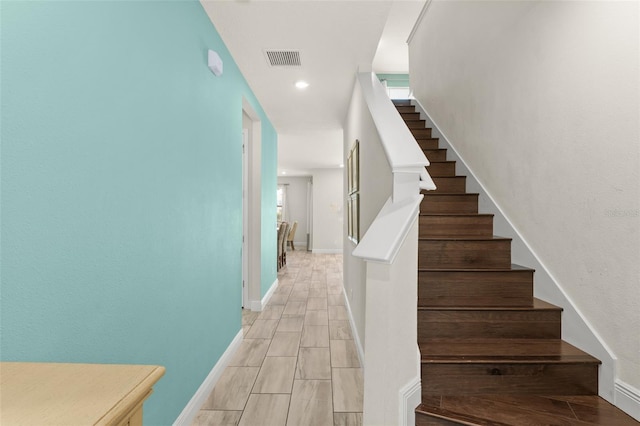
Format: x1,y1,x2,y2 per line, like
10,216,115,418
409,0,639,395
342,78,394,356
311,168,344,253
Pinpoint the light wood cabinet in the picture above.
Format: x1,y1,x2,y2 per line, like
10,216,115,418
0,362,165,425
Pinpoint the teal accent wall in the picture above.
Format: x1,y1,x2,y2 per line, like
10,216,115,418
377,73,410,88
0,1,276,424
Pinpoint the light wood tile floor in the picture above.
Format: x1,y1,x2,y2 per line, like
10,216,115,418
193,251,363,426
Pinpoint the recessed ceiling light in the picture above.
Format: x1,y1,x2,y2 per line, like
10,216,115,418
339,164,344,168
282,171,287,175
295,81,309,90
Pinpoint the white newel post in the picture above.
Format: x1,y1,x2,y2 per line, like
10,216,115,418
362,216,420,426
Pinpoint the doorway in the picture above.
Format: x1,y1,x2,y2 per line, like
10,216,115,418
242,129,249,308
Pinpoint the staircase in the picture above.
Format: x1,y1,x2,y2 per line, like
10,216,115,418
393,100,639,426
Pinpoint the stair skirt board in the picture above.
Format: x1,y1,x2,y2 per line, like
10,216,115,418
251,278,278,312
409,98,617,404
173,330,244,426
342,290,365,371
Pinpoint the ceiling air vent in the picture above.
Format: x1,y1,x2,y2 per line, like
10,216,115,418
265,50,302,67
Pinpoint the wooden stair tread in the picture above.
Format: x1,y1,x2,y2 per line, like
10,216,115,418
419,236,512,241
419,297,559,311
420,339,601,364
419,263,534,272
416,395,639,426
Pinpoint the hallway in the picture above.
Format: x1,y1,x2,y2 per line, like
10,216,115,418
192,251,363,426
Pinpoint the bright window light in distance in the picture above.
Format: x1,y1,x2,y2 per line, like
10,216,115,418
295,81,309,90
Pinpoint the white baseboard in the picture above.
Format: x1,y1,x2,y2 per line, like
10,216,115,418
615,380,640,421
342,291,365,369
250,278,278,312
311,249,343,254
173,330,244,425
399,375,421,426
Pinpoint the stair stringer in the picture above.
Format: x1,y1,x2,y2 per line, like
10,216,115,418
411,98,617,404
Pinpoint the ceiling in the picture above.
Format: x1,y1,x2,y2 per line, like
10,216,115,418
201,0,424,175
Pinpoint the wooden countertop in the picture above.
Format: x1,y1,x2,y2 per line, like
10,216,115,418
0,362,165,425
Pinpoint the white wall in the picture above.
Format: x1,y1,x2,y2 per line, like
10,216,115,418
343,78,394,352
311,168,344,253
278,176,311,249
410,0,639,394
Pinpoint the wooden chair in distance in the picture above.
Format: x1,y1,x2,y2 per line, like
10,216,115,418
277,222,289,270
287,221,298,250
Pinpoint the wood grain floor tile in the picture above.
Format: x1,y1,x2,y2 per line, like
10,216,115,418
328,305,349,320
330,340,360,368
258,305,285,320
328,295,345,306
333,412,363,426
192,410,242,426
289,291,310,301
287,380,334,426
268,293,290,305
283,300,307,316
267,332,301,357
229,339,271,367
329,321,353,340
332,368,364,412
309,288,327,297
238,394,290,426
277,316,304,332
242,310,259,326
301,325,330,348
202,367,259,410
244,319,279,339
296,347,331,380
307,297,328,311
252,357,297,393
305,310,329,326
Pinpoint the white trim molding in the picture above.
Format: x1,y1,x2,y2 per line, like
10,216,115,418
615,380,640,422
399,373,421,426
407,0,433,45
173,330,244,425
251,278,278,312
343,290,365,369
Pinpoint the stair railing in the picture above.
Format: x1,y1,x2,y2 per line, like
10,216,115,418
351,71,435,425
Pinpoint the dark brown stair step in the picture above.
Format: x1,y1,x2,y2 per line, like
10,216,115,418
419,214,493,237
400,112,422,121
418,138,440,150
412,128,433,138
416,395,637,426
424,149,448,162
418,236,512,269
418,299,561,340
418,265,534,307
431,176,466,193
396,105,416,113
407,119,427,129
426,161,456,177
420,338,598,362
421,193,479,214
422,362,599,396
